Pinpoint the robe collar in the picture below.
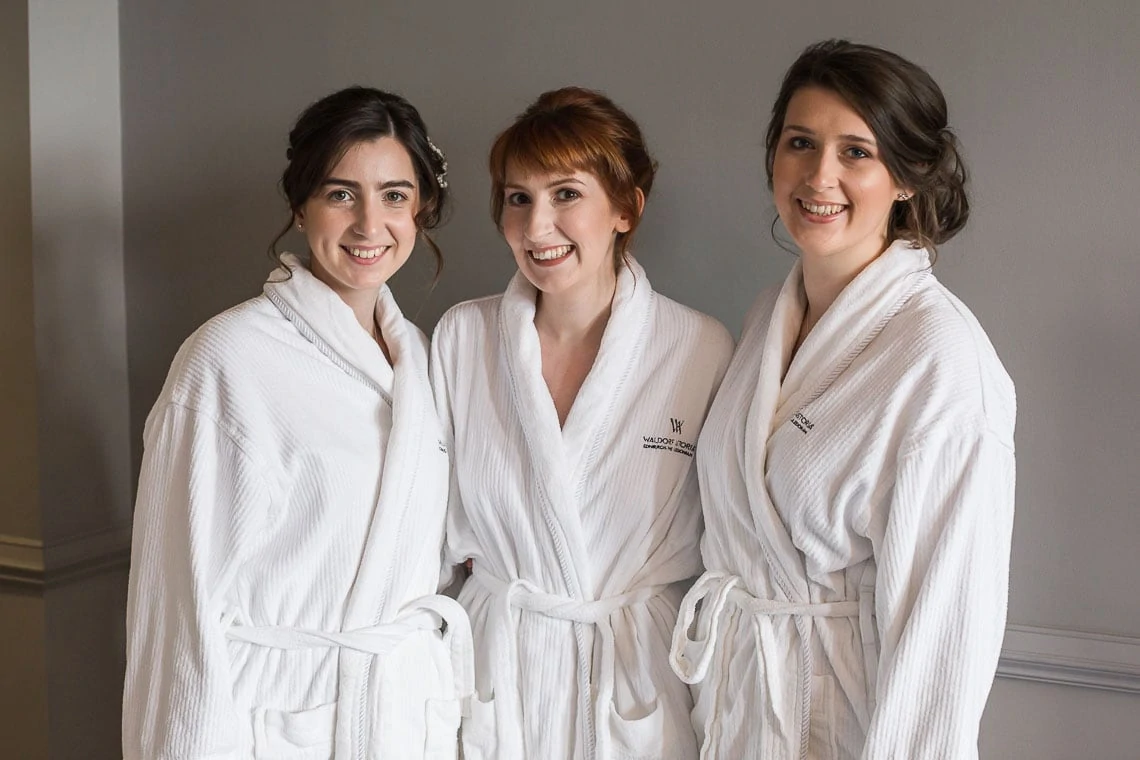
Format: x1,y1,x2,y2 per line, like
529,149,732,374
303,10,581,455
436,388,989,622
743,241,932,602
263,253,402,395
497,257,654,596
775,241,933,433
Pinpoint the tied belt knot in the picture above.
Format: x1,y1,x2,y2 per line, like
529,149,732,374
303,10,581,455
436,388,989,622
471,567,671,759
669,571,864,760
225,593,475,722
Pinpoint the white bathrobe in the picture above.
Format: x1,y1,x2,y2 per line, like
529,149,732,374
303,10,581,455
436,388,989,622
123,254,472,760
671,241,1015,760
430,259,733,760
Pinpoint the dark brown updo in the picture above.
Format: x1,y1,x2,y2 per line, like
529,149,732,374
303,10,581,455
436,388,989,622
765,40,969,256
268,86,449,275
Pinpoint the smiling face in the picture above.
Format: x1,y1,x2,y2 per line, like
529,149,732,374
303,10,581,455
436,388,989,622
499,167,632,299
295,136,419,304
772,86,908,272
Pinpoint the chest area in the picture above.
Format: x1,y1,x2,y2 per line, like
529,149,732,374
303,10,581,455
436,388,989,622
454,348,713,515
763,357,916,566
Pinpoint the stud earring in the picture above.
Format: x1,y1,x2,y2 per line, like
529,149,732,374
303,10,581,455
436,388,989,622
897,192,910,201
296,222,304,231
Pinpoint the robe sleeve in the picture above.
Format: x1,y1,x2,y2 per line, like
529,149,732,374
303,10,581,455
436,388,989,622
123,401,271,760
860,424,1015,759
428,319,471,591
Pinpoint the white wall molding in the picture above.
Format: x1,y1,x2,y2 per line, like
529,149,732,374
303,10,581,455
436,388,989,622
0,524,131,587
997,623,1140,694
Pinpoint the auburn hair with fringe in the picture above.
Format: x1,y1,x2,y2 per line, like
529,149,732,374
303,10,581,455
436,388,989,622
489,87,657,266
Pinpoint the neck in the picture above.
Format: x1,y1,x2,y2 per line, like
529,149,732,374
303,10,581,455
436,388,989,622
533,269,617,343
339,287,382,341
800,238,889,328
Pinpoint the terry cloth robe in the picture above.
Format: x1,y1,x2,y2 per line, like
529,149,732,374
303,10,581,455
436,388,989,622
430,259,734,760
670,241,1016,760
123,254,472,760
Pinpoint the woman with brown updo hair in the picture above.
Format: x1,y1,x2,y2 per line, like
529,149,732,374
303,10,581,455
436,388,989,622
669,40,1015,759
123,86,471,759
431,87,733,759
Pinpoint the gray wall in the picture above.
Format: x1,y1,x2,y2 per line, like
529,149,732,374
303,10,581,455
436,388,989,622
1,0,39,541
116,0,1140,757
2,1,132,758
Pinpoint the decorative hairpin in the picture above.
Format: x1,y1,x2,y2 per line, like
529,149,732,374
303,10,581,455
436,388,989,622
426,136,449,189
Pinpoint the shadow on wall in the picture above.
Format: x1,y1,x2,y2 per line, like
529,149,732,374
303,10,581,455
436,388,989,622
31,209,131,543
122,132,285,483
45,567,129,760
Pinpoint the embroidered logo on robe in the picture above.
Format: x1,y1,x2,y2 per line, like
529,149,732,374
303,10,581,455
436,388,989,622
643,418,695,457
791,411,815,434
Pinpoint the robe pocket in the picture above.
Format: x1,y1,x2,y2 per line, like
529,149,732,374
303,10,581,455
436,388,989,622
609,698,670,760
459,693,497,760
809,675,838,760
423,697,461,759
252,700,336,759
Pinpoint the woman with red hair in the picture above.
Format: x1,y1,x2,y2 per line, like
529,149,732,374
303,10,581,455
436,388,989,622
431,87,732,759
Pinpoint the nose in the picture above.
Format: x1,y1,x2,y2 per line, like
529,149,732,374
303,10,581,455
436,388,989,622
804,149,840,192
523,199,555,242
353,196,385,239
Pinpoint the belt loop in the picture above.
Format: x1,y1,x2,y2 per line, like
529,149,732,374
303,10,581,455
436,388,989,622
858,564,878,716
669,572,738,684
401,594,476,715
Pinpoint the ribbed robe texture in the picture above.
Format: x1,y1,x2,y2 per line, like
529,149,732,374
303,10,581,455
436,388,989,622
123,254,470,760
430,260,734,760
671,242,1016,760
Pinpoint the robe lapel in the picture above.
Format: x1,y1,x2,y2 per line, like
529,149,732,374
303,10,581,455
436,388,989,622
561,260,652,493
267,260,434,627
741,260,812,603
498,274,591,597
341,285,437,627
773,242,932,431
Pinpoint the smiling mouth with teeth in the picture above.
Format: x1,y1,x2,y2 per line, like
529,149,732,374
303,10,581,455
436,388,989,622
798,199,847,216
343,246,388,260
529,244,574,261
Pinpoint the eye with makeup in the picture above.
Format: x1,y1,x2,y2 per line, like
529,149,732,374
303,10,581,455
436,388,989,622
383,189,411,205
553,187,582,202
844,146,873,160
505,191,531,207
787,136,813,151
326,188,353,204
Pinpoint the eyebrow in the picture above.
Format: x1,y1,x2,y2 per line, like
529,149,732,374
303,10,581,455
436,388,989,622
503,176,586,191
783,124,876,146
321,177,416,190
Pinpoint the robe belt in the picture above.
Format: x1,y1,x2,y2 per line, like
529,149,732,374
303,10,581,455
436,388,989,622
470,567,671,760
669,571,860,760
226,594,475,713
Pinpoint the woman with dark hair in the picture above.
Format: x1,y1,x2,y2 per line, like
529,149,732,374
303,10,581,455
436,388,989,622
123,86,471,759
670,41,1015,759
431,87,733,759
